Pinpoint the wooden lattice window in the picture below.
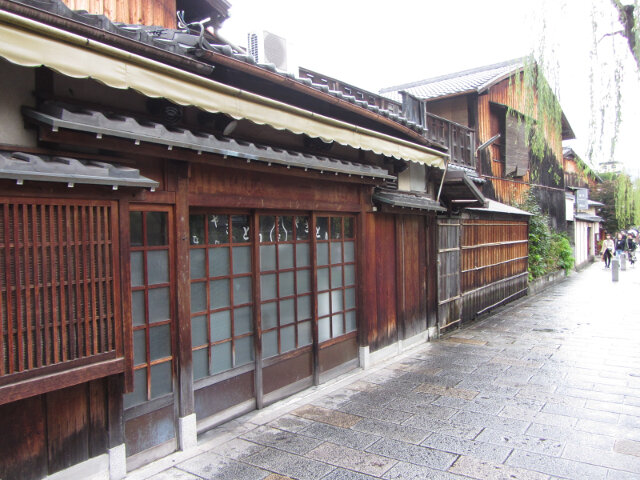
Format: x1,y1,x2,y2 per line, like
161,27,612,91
0,198,121,378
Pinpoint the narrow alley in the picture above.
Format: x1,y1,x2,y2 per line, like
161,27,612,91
128,261,640,480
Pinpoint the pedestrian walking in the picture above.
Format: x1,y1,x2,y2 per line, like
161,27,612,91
601,233,614,268
615,232,626,256
626,233,636,265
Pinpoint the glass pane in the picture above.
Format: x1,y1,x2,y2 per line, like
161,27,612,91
296,243,310,267
316,217,329,240
133,329,146,366
317,267,329,291
279,271,294,297
234,306,253,335
345,287,356,310
259,216,276,243
147,250,169,285
344,217,354,239
298,321,312,346
235,335,254,366
278,216,293,242
149,324,171,360
232,246,251,274
332,314,344,337
132,290,145,326
232,215,251,243
296,216,310,240
150,361,172,398
190,248,206,279
209,247,229,277
280,299,295,325
318,292,330,317
316,243,329,266
190,281,206,314
211,341,232,374
124,368,147,408
344,241,355,262
331,266,343,288
208,214,229,245
346,311,357,332
130,212,143,246
260,245,276,271
149,287,170,322
297,295,311,320
296,269,310,294
331,217,342,239
233,276,251,305
331,289,344,313
345,265,355,286
191,315,207,347
331,242,343,264
260,273,277,301
210,310,231,342
189,214,205,245
131,251,144,287
318,317,331,343
278,243,294,269
210,279,230,309
261,302,278,330
281,325,295,353
193,348,208,380
262,330,278,359
146,212,168,246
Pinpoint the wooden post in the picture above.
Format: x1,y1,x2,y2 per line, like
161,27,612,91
252,213,264,408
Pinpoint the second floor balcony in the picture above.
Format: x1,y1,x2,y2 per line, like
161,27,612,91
424,112,476,169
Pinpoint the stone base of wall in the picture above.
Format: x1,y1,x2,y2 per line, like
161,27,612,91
527,270,567,296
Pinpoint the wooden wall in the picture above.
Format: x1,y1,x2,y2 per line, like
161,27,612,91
61,0,177,28
460,216,529,322
0,377,114,480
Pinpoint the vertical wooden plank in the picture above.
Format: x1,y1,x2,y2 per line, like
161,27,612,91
0,204,7,375
252,213,263,406
310,214,319,386
50,205,60,365
107,374,124,449
96,205,106,352
12,204,24,372
118,201,133,393
88,378,108,457
103,205,114,352
175,162,194,417
79,206,91,358
110,202,123,357
46,383,89,473
395,216,405,341
22,205,34,370
2,204,13,374
60,205,71,361
89,206,98,355
72,205,82,359
32,204,43,369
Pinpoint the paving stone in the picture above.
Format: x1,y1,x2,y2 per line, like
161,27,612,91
420,432,512,463
387,399,458,418
541,402,620,424
267,414,315,433
615,439,640,457
532,411,579,428
450,409,530,434
563,442,640,474
337,401,414,424
365,438,458,470
320,468,379,480
382,461,469,480
206,437,266,460
177,452,269,480
575,419,640,441
403,414,484,439
307,442,397,477
298,421,380,450
413,383,478,400
146,468,201,480
443,336,487,346
448,455,549,480
526,422,616,450
263,474,293,480
240,425,324,455
351,417,430,444
506,449,608,480
293,405,362,428
475,428,564,456
244,446,335,480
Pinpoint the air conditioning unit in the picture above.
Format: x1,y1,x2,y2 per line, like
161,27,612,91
247,31,288,71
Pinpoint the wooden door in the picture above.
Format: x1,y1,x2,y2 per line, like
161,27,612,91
124,207,177,468
437,218,461,332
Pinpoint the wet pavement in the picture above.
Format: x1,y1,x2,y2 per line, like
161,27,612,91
129,260,640,480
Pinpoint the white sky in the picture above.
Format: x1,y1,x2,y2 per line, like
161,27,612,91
219,0,640,176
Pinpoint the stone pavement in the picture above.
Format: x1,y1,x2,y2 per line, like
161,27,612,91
128,261,640,480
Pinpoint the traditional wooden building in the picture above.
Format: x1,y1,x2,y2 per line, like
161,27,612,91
563,147,603,269
0,1,491,479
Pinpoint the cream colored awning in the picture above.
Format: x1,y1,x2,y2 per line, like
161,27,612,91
0,10,446,169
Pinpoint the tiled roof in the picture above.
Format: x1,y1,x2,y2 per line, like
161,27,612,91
13,0,422,133
380,59,524,102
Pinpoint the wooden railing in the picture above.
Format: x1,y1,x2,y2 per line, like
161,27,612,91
424,112,476,169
